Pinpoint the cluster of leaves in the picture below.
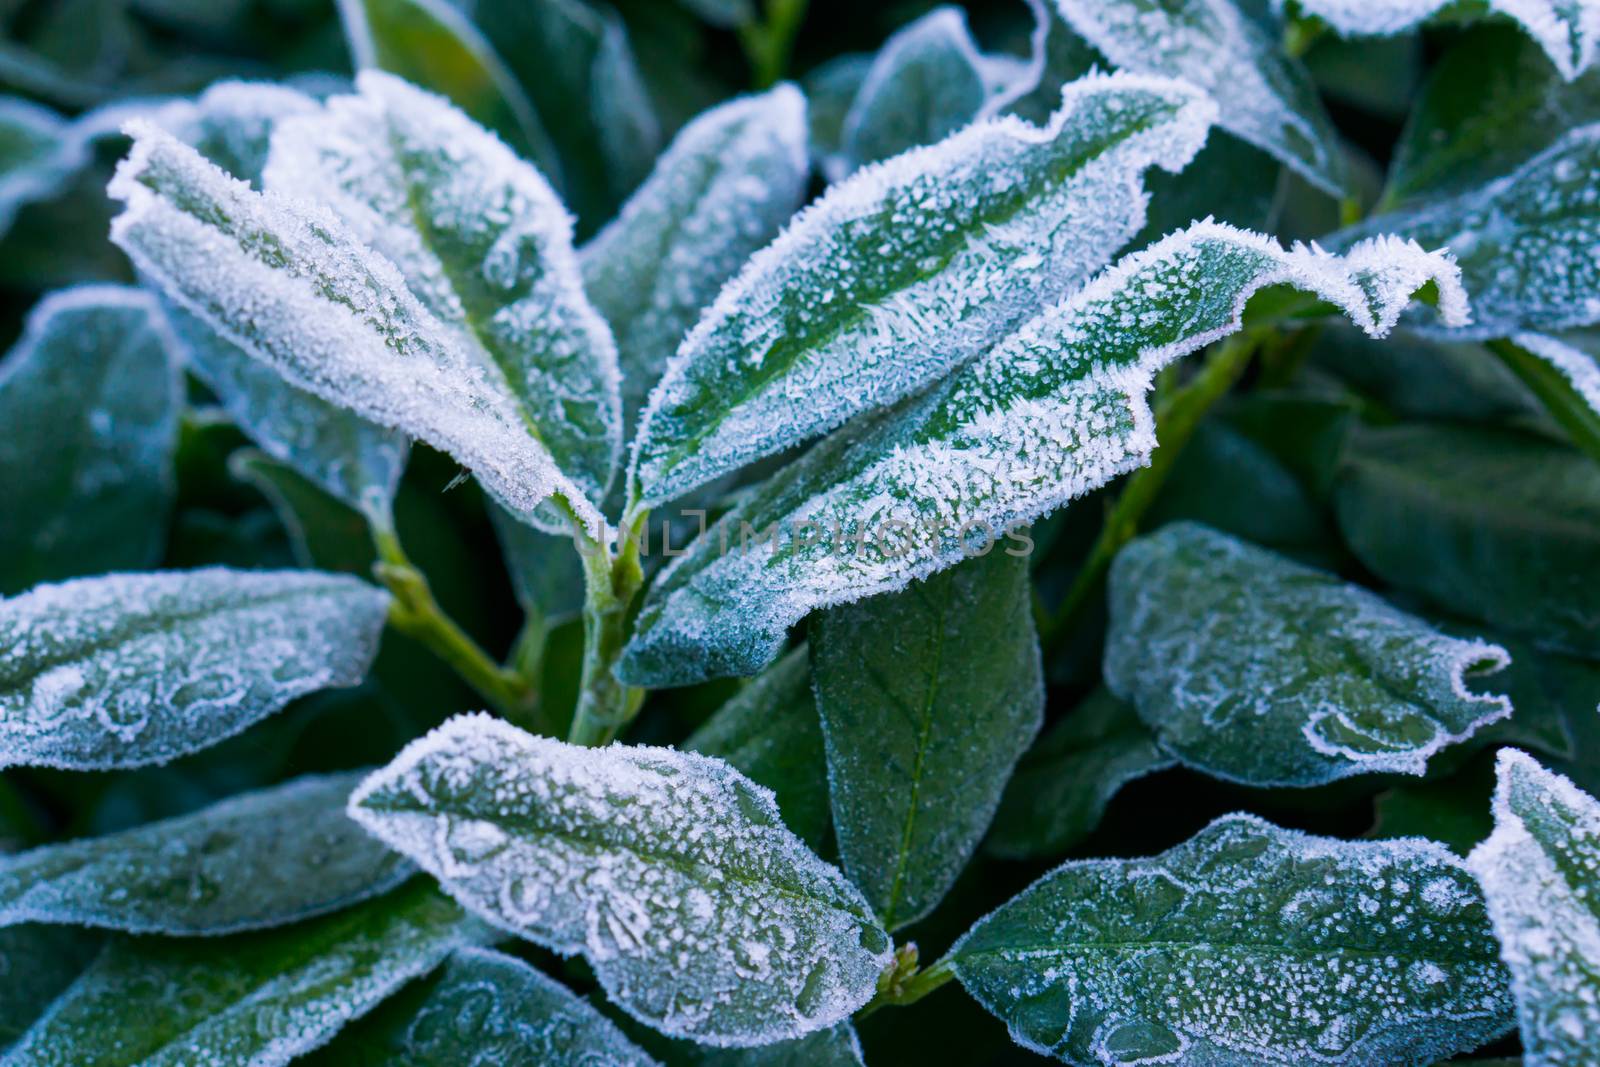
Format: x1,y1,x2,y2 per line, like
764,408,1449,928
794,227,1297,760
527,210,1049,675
3,0,1600,1063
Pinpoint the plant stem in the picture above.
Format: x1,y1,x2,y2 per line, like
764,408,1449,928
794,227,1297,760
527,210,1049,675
737,0,808,88
566,514,647,747
859,954,956,1018
1487,338,1600,467
369,517,543,731
1039,331,1262,654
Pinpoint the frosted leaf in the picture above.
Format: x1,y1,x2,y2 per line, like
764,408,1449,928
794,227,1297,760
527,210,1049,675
305,946,661,1066
803,54,873,180
619,220,1468,687
265,71,621,512
0,925,99,1047
0,96,81,237
839,7,993,172
2,882,489,1067
1048,0,1348,195
337,0,562,182
686,646,832,852
1333,422,1600,660
347,714,892,1047
107,121,608,537
0,286,180,595
0,772,413,935
1511,330,1600,420
148,81,412,512
627,71,1217,512
950,813,1515,1065
1468,749,1600,1063
455,0,662,227
1383,26,1600,206
581,85,808,436
0,568,389,771
1339,125,1600,339
677,1024,865,1066
981,0,1099,126
1278,0,1600,81
1104,522,1513,787
989,687,1175,860
811,549,1044,930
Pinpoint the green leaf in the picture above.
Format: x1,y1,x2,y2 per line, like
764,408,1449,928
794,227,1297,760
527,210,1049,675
0,567,389,771
1384,25,1600,207
0,286,180,596
1370,750,1497,856
1333,421,1600,658
626,71,1218,511
811,549,1043,930
335,0,561,181
620,221,1468,687
1340,123,1600,339
460,0,662,229
303,946,660,1066
2,881,488,1067
1044,0,1348,195
987,0,1099,126
1308,324,1544,425
1490,332,1600,464
988,687,1174,859
1284,0,1600,82
674,0,754,28
488,504,587,628
949,813,1514,1065
108,115,610,537
1105,522,1513,787
686,646,832,852
802,54,872,178
0,96,79,238
839,7,993,172
0,772,412,935
1468,749,1600,1063
582,85,808,435
264,71,622,515
0,925,100,1048
154,81,413,514
676,1025,864,1066
229,451,380,576
348,714,892,1046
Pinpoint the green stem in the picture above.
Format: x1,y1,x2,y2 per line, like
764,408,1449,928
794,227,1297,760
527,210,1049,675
859,955,956,1018
737,0,808,88
1039,332,1262,653
1282,17,1326,59
566,514,648,747
1487,337,1600,467
370,518,543,731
